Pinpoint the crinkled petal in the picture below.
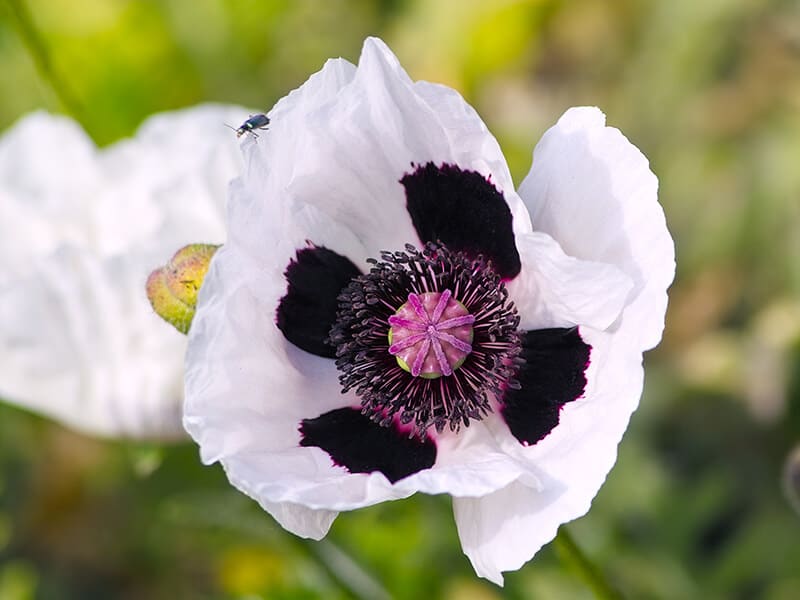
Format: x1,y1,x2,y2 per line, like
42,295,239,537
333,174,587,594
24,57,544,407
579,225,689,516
518,107,674,351
453,478,565,586
233,37,530,266
0,105,247,438
412,81,532,239
396,422,540,498
225,458,338,540
507,231,633,330
466,324,645,583
261,501,337,540
227,58,369,267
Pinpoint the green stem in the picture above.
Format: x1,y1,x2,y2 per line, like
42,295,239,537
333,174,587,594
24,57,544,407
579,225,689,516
553,526,623,600
4,0,86,126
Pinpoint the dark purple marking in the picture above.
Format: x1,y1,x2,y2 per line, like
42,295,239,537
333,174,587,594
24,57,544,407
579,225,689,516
501,327,591,445
276,246,361,358
300,407,437,483
400,162,521,279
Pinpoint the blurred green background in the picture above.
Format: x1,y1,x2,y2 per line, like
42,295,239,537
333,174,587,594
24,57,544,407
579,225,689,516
1,0,800,598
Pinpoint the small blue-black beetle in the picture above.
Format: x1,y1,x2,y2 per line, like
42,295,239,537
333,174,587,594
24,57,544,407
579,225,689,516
228,113,270,138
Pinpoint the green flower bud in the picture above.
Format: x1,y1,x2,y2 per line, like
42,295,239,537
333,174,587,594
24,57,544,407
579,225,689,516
146,244,219,334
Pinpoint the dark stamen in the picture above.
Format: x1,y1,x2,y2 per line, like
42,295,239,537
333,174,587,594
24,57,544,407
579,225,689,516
328,243,521,436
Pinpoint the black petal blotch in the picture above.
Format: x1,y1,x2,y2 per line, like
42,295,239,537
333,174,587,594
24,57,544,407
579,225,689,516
401,162,521,279
276,245,361,358
300,407,437,483
501,327,591,445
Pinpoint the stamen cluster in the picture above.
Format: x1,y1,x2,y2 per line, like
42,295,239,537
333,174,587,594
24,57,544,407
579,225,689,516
329,243,521,435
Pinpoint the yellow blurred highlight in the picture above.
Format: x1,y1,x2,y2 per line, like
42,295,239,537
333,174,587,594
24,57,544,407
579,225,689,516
31,0,122,34
676,331,743,394
0,561,38,600
752,299,800,349
393,0,545,90
217,546,287,596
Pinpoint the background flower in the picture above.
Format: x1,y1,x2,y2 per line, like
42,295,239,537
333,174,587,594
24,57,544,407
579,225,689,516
0,104,247,439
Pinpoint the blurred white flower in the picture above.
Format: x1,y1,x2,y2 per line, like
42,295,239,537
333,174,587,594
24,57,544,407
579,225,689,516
0,104,249,439
184,38,675,584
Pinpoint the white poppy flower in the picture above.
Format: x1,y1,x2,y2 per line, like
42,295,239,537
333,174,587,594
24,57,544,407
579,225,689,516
184,38,675,584
0,104,249,439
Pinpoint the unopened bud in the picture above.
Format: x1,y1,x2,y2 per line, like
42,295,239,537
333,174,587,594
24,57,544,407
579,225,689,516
146,244,219,334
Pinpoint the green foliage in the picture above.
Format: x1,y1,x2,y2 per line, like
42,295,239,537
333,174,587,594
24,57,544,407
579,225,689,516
2,0,800,598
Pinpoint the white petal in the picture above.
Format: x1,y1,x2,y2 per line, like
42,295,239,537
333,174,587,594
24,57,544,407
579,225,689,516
518,107,674,350
226,57,370,269
514,325,645,474
412,80,532,238
0,112,101,276
0,105,247,438
394,420,538,498
0,247,186,439
225,459,338,540
234,37,528,264
261,501,337,540
471,112,670,572
507,231,633,331
453,478,566,586
470,324,645,582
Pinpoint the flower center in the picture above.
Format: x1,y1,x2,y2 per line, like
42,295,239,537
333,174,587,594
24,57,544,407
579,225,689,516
388,290,474,378
329,243,521,435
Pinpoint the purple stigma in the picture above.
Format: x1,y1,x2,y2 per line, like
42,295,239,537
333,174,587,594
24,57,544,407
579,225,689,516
388,289,475,378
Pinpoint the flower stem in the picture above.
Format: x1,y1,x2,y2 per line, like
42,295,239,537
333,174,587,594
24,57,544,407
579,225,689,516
553,526,623,600
4,0,86,127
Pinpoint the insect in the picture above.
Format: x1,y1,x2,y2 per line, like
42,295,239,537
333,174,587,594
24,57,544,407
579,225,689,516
226,113,270,139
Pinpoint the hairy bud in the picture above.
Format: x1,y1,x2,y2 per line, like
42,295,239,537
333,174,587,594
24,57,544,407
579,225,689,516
146,244,219,334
